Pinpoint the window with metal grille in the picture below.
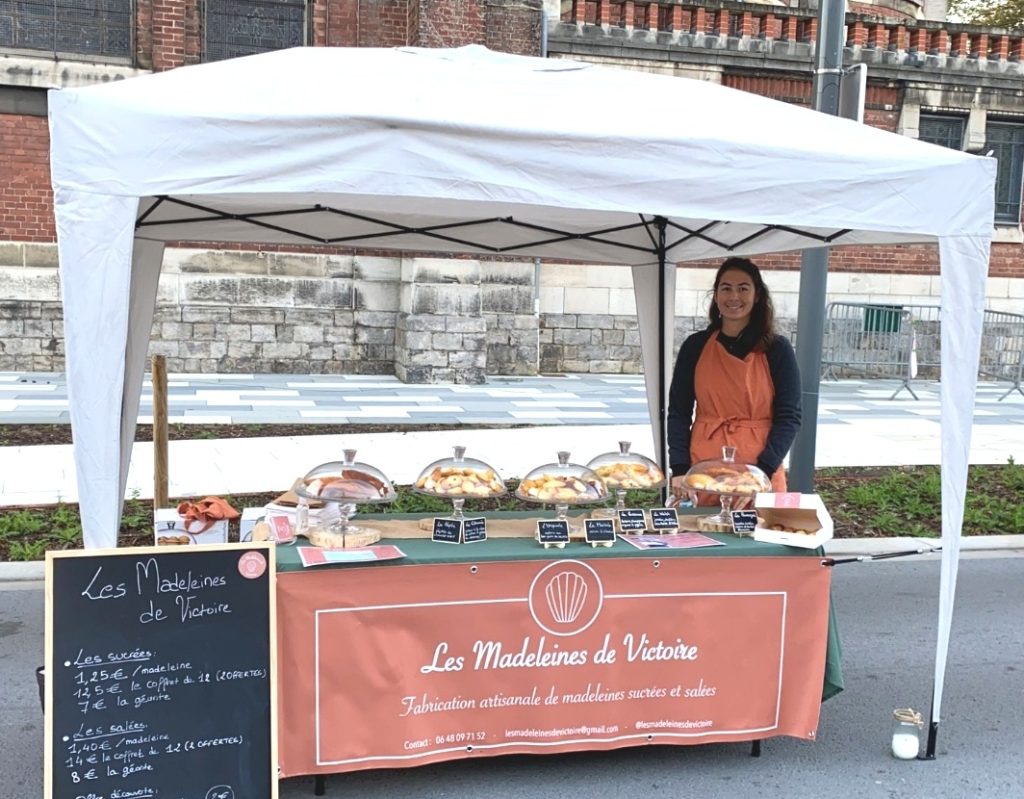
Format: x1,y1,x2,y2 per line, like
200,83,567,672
918,114,965,151
203,0,306,63
987,121,1024,225
0,0,132,60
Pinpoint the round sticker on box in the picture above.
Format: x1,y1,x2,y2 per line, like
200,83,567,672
238,550,267,580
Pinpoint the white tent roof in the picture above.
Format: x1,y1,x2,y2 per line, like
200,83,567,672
49,45,994,731
51,45,992,256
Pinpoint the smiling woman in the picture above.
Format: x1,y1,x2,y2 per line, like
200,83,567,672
667,257,803,502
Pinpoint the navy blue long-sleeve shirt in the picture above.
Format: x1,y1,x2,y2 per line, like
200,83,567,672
667,327,802,478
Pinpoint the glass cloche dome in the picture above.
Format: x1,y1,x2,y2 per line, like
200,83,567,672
414,445,506,498
291,448,396,548
516,451,608,505
587,442,665,490
682,446,771,529
293,448,397,504
414,445,506,520
587,441,666,514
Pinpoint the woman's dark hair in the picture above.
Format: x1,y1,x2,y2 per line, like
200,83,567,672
707,256,776,350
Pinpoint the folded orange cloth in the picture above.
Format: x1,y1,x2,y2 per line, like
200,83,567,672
176,497,240,533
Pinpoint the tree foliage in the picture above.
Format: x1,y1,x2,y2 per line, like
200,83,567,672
947,0,1024,29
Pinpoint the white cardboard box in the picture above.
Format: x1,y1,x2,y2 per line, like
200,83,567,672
154,508,229,546
240,507,264,542
753,492,833,550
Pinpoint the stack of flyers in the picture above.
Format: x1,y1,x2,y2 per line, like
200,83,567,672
619,533,726,550
297,545,407,567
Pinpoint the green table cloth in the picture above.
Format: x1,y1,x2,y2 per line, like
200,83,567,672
274,512,844,700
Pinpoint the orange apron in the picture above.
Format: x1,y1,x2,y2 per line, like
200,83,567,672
691,332,787,501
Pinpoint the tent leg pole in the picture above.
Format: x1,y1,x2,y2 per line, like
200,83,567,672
750,739,762,757
314,774,327,795
920,720,938,760
655,216,669,506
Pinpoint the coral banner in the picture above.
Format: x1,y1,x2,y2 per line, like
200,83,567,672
276,556,831,776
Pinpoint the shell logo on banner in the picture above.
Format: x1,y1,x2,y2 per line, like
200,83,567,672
528,561,605,637
545,571,587,624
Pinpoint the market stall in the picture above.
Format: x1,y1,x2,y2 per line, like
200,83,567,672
47,44,996,756
274,530,840,776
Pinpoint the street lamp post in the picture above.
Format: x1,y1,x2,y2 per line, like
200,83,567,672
788,0,848,492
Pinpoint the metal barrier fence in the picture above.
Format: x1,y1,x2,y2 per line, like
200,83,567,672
821,302,1024,400
980,309,1024,400
822,302,940,399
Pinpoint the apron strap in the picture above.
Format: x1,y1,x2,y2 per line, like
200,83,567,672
696,415,771,440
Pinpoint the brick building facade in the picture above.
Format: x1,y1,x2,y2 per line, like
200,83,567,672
1,0,1022,379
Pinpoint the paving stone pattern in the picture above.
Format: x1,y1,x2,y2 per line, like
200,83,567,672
1,372,1022,428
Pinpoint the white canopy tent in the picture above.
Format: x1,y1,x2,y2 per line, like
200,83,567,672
48,45,994,751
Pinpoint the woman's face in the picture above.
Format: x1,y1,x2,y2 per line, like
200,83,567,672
715,268,757,327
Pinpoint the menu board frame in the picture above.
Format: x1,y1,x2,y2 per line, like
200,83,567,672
43,542,278,799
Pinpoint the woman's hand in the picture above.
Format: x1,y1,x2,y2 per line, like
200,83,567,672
670,475,688,499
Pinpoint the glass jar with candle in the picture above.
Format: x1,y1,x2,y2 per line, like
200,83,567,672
891,708,923,759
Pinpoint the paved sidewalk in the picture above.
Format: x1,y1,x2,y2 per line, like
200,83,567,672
2,372,1023,577
0,372,1022,507
3,371,1024,427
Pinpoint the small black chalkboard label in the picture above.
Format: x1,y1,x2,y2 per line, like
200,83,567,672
617,508,647,532
731,509,759,534
650,508,680,531
432,518,463,544
584,518,616,544
536,519,570,544
463,517,487,543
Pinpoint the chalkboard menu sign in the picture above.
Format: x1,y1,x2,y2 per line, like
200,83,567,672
616,508,647,532
536,519,570,546
44,543,277,799
463,517,487,544
431,518,463,544
431,517,488,544
650,508,680,531
584,518,616,545
731,509,759,534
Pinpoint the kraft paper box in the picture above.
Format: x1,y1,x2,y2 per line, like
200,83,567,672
753,492,833,550
154,507,229,546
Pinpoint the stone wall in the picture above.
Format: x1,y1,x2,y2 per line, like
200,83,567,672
395,314,488,383
0,300,63,369
0,245,547,378
149,305,400,375
3,242,1019,375
539,314,643,374
143,250,399,374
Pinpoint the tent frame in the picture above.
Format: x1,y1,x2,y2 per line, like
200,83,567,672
47,45,998,761
134,201,853,473
137,196,851,254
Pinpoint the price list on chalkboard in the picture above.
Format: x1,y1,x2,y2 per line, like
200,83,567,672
44,544,277,799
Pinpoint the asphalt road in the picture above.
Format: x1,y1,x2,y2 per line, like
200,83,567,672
3,554,1022,799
